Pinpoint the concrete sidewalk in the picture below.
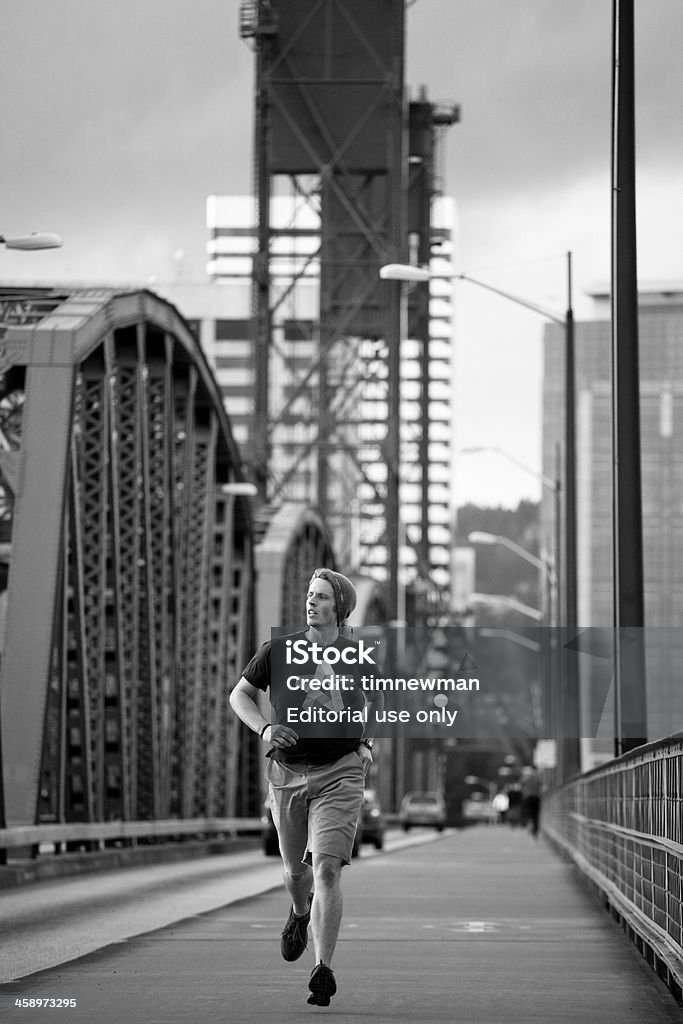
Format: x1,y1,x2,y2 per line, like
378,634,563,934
2,826,680,1023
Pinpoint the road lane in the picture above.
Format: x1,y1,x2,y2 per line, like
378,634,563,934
2,828,441,982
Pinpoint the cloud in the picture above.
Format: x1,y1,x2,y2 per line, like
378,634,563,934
0,0,253,276
2,0,682,292
408,0,683,204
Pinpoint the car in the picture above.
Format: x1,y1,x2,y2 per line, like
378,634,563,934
461,791,496,824
399,791,446,831
357,788,386,849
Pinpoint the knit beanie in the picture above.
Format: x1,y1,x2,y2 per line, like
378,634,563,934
310,567,357,625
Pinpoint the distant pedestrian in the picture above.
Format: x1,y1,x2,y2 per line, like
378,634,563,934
492,790,509,825
229,567,383,1007
506,783,523,826
520,766,542,836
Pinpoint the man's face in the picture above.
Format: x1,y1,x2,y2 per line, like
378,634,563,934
306,577,337,629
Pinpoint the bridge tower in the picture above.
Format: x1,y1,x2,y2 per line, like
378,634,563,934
239,0,459,621
241,0,406,616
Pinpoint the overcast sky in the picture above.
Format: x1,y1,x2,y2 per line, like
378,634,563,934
2,1,683,506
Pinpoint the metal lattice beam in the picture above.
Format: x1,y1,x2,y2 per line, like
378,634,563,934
0,289,255,829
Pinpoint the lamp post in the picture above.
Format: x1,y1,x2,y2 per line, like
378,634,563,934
380,258,576,628
380,259,580,779
460,445,562,629
375,271,409,625
468,529,552,619
467,530,547,575
611,0,647,754
468,530,553,747
460,444,557,491
468,592,543,622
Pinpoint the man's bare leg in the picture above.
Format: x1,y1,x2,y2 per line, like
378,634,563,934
285,865,314,916
310,853,343,964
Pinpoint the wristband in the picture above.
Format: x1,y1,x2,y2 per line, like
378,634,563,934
259,723,271,739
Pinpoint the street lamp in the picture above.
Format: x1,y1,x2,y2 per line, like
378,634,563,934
0,232,63,250
376,268,410,625
381,258,580,778
461,444,562,628
220,482,258,497
468,528,552,620
469,592,543,622
380,259,576,630
468,531,552,742
459,445,557,493
467,530,547,575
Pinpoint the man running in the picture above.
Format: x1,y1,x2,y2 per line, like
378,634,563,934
229,567,382,1007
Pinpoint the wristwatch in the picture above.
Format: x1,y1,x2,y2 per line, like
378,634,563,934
360,737,375,750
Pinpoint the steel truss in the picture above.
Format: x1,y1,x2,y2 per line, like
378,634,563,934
0,289,255,828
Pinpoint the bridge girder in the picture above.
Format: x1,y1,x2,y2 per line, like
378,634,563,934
0,288,254,827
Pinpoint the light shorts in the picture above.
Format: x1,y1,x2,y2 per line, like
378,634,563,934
265,749,368,872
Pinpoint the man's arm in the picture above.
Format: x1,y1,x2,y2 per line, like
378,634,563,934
229,676,299,750
229,676,271,736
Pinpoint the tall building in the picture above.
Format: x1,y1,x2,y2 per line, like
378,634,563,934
542,287,683,764
163,193,455,596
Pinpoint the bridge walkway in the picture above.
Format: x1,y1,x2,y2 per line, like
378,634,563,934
2,825,680,1022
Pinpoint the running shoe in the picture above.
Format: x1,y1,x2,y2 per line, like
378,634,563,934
307,962,337,1006
280,893,312,961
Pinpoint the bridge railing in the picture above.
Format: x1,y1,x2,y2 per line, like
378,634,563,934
0,817,264,883
0,818,262,853
543,733,683,1002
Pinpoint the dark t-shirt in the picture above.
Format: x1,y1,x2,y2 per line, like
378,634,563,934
242,630,368,765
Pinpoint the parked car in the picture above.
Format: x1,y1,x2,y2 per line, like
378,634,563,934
461,791,496,824
399,791,446,831
358,788,386,849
